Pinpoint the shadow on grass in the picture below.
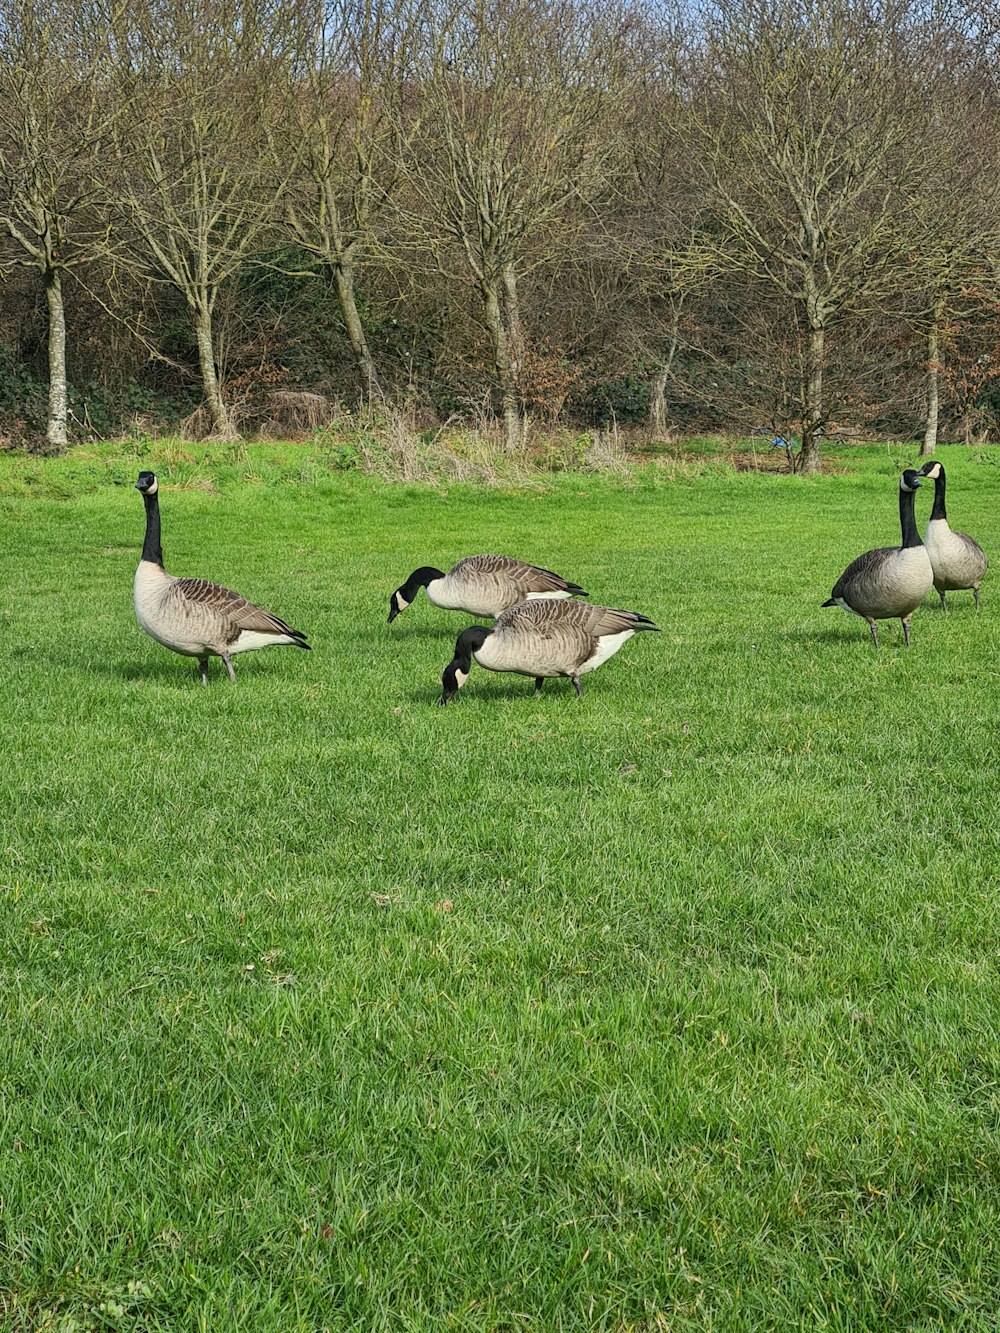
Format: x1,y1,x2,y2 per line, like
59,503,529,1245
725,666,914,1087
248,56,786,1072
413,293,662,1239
806,625,918,647
81,654,312,686
419,678,592,707
384,621,462,640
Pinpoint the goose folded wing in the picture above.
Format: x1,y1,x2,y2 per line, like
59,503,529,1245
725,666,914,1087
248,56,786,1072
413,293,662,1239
173,577,302,638
553,602,653,635
505,559,578,595
465,554,579,594
505,600,650,639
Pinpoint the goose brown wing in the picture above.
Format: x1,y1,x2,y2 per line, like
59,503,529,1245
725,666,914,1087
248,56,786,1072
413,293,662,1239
173,577,303,638
957,530,988,570
830,547,894,601
455,554,584,595
499,599,652,648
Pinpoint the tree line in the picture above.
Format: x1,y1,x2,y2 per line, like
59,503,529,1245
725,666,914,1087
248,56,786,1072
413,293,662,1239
1,0,998,471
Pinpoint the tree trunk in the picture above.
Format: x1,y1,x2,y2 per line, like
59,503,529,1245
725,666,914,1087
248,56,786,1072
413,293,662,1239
921,295,945,456
482,279,521,451
648,307,683,437
329,255,381,402
44,267,68,452
799,322,825,475
501,262,526,401
192,302,236,440
648,365,669,435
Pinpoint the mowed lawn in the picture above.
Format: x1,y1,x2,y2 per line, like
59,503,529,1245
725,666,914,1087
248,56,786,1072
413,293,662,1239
1,443,999,1331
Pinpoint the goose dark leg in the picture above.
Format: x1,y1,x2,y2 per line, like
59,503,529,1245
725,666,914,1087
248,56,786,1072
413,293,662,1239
901,616,913,648
938,589,948,612
197,657,209,686
866,619,879,649
973,585,981,612
571,676,584,699
534,676,545,696
221,652,236,682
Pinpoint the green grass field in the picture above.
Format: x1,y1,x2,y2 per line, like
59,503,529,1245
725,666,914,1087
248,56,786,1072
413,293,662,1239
2,441,999,1331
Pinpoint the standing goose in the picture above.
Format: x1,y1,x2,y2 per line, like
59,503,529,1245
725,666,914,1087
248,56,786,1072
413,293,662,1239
439,599,659,704
917,459,988,611
133,471,309,683
388,554,587,623
821,467,933,648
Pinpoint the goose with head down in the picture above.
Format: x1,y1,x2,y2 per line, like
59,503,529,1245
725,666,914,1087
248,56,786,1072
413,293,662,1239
821,467,933,648
388,553,587,623
133,471,309,683
439,598,659,704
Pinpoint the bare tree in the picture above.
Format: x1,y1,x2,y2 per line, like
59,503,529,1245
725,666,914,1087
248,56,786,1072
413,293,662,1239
612,24,729,437
0,0,118,449
398,0,634,449
100,0,286,438
691,0,939,472
269,0,418,402
903,20,1000,451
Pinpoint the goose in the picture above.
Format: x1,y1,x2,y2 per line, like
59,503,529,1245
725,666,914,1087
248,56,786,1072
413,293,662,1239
439,599,659,704
917,459,988,611
388,554,587,623
133,471,309,683
821,467,933,647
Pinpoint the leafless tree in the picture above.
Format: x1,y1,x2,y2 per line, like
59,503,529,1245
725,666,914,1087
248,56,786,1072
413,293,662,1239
397,0,635,449
902,14,1000,451
0,0,120,449
690,0,941,472
269,0,419,402
610,18,731,436
99,0,286,438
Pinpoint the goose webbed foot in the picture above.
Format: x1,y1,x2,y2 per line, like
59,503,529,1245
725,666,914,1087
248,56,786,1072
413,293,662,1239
221,652,236,682
534,676,545,697
197,657,209,686
571,676,584,699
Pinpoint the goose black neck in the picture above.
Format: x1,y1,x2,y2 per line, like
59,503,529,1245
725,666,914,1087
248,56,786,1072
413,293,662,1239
453,625,490,667
404,566,445,598
141,491,164,565
929,471,947,522
899,486,922,549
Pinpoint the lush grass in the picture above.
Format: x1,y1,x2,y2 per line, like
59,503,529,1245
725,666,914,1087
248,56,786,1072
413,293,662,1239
1,442,999,1331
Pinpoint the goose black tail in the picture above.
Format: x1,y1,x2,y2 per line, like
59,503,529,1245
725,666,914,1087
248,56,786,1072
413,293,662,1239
821,598,836,608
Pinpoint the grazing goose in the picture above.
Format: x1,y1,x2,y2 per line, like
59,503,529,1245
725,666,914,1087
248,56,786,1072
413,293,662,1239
439,599,659,704
133,471,309,683
917,459,988,611
821,468,933,648
388,554,587,623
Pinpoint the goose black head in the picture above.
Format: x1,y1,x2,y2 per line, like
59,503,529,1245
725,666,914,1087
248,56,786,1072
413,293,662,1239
918,460,943,481
387,588,410,623
136,470,158,495
388,567,445,623
439,625,490,705
900,468,923,493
